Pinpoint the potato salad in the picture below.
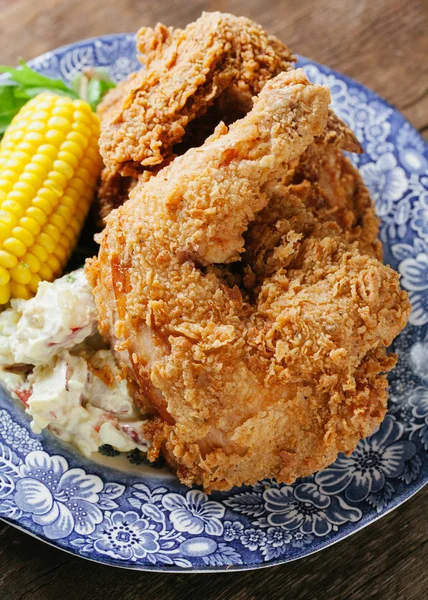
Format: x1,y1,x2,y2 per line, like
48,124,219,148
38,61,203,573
0,269,150,457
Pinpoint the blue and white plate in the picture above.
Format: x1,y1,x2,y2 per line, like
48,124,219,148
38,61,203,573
0,34,427,572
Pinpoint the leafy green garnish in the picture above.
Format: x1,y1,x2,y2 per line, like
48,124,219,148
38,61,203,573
0,59,78,96
0,86,28,136
0,59,116,138
71,68,116,111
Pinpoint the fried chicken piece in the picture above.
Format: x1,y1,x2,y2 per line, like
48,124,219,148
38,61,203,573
87,70,410,492
242,112,381,287
97,12,295,178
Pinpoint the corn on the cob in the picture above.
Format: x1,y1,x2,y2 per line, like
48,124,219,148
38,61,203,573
0,92,102,304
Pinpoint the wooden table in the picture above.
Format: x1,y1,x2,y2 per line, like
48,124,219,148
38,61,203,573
1,1,427,598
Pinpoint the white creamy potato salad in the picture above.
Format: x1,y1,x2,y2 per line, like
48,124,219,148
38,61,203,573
0,269,150,457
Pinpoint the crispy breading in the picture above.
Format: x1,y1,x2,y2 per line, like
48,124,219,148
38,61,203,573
97,12,295,178
87,70,410,492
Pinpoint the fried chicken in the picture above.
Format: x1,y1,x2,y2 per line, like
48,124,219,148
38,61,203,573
242,111,381,286
87,70,410,492
97,12,295,180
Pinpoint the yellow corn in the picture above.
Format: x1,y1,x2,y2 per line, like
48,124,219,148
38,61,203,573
0,92,102,303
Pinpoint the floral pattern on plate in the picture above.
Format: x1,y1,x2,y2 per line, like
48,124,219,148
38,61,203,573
0,36,426,572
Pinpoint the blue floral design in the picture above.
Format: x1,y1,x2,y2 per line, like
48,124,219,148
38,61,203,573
400,252,428,326
240,528,267,551
14,451,112,539
360,153,408,216
223,520,244,541
409,388,428,450
289,530,314,548
162,489,225,536
88,511,159,560
396,122,428,174
263,483,361,536
0,410,42,453
315,416,417,502
266,526,292,547
411,187,428,238
409,337,428,383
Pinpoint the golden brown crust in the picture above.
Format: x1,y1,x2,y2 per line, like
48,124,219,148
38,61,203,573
97,12,295,178
87,69,410,492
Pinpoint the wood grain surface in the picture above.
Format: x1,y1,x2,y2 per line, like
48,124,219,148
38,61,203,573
0,0,427,598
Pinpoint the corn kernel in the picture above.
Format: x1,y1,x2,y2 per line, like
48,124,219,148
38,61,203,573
8,190,32,208
27,206,48,226
37,186,61,205
20,217,41,237
26,132,44,144
81,157,97,174
12,226,35,247
52,95,71,106
13,181,37,198
10,262,32,285
44,178,63,195
0,283,11,304
5,157,26,171
25,161,49,179
30,243,48,263
39,263,53,281
31,98,55,111
53,159,74,181
20,171,44,190
0,179,14,193
50,213,66,231
1,169,18,181
45,129,65,146
44,223,60,243
28,121,46,133
8,129,25,143
61,140,83,160
63,227,76,242
10,281,31,299
3,237,27,257
73,99,92,113
58,150,79,170
69,177,86,194
54,244,68,262
38,232,56,254
47,254,61,273
63,187,79,202
49,114,70,128
72,122,92,139
36,144,57,161
23,252,41,273
30,111,50,122
0,222,9,241
29,273,41,293
33,196,54,216
0,250,18,269
47,170,67,189
17,141,36,154
52,106,73,119
66,131,88,148
0,210,19,227
73,110,93,127
56,205,73,221
0,266,10,286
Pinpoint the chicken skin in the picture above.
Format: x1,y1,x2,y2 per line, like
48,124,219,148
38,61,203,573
98,12,295,179
87,69,410,492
